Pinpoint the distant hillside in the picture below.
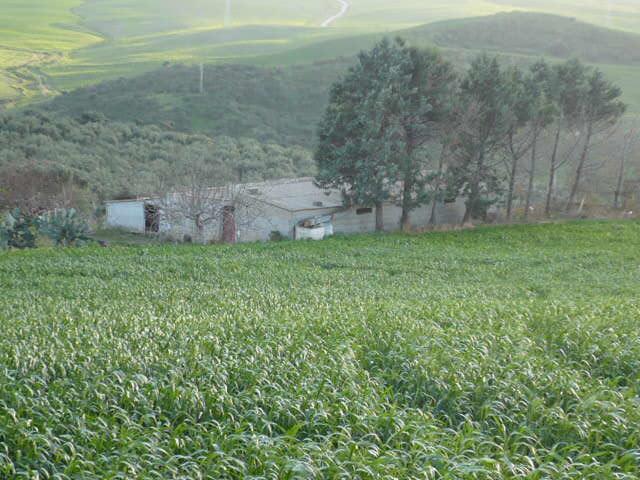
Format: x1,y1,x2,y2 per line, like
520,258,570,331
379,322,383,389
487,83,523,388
266,12,640,67
408,12,640,66
41,61,352,148
38,12,640,152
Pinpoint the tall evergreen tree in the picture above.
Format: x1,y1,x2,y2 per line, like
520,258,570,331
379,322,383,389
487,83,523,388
502,65,534,222
523,60,556,220
315,38,407,231
316,38,456,231
452,55,513,223
396,46,457,230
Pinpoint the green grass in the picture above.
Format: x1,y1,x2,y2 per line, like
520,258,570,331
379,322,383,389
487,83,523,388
1,221,639,478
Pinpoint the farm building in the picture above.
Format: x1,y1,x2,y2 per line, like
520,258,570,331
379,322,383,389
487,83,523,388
105,177,466,243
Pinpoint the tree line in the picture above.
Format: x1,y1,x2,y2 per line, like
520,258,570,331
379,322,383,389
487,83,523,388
315,38,628,229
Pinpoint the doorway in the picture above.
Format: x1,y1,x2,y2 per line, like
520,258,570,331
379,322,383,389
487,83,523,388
222,205,236,243
144,203,160,233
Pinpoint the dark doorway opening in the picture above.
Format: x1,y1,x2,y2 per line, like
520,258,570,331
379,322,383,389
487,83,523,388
145,203,160,233
222,205,237,244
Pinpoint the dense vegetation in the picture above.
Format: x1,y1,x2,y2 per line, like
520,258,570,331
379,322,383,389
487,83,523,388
1,221,639,477
316,39,628,225
41,61,351,148
0,111,314,209
9,26,637,217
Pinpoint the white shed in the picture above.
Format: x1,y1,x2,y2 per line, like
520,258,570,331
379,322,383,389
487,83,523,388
105,198,147,233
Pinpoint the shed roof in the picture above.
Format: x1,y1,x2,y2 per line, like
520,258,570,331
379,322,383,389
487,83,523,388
245,178,344,212
105,197,152,205
105,177,345,212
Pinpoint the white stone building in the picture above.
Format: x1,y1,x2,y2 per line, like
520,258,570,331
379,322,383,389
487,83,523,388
105,177,466,243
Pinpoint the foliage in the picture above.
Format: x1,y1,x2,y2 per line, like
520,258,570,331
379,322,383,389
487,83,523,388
316,39,457,230
0,221,639,477
316,38,410,230
0,208,39,249
38,209,93,247
0,110,315,205
565,66,627,210
41,62,349,148
269,230,287,242
449,55,514,221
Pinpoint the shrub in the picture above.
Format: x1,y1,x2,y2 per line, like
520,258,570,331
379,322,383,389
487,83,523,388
0,209,39,249
269,230,288,242
39,209,92,247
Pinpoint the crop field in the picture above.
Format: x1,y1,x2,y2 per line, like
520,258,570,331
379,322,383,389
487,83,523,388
1,221,639,478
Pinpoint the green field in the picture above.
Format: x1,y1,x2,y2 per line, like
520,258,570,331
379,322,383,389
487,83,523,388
2,0,640,104
1,221,639,478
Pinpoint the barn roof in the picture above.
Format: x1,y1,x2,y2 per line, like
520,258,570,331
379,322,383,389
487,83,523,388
105,177,345,212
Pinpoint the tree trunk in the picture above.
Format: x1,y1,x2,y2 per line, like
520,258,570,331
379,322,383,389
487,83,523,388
429,145,447,226
614,156,625,209
463,149,485,225
400,208,411,232
566,122,593,213
400,178,413,232
505,136,519,222
375,201,384,232
545,125,561,217
524,126,539,221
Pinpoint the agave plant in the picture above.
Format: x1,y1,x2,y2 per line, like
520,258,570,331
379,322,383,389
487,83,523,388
38,208,92,247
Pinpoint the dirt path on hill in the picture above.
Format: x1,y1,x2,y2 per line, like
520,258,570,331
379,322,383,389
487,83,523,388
322,0,350,27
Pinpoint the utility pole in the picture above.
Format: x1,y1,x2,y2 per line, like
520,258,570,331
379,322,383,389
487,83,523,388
199,63,204,94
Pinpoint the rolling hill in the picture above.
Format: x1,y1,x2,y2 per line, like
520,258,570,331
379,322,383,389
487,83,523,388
2,0,640,106
40,12,640,152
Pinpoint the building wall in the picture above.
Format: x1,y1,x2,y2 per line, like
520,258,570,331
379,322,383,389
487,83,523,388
106,201,145,233
333,199,466,234
237,203,294,242
105,197,466,242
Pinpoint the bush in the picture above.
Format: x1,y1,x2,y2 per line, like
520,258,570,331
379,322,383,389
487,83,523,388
269,230,288,242
0,209,39,249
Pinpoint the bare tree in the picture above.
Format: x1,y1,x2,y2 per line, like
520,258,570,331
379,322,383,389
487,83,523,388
156,147,265,243
545,125,584,217
565,69,626,213
614,124,639,209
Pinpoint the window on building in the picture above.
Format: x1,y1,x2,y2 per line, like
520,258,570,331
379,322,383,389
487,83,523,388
356,207,373,215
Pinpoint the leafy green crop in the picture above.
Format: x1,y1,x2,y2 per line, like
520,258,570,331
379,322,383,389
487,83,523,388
0,221,638,478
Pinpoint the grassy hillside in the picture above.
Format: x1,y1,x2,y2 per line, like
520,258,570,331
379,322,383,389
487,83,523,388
40,12,640,153
264,11,640,67
1,221,639,477
41,61,350,148
0,0,99,101
2,0,640,105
